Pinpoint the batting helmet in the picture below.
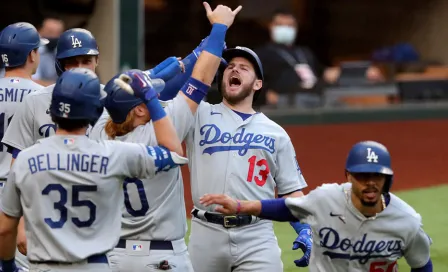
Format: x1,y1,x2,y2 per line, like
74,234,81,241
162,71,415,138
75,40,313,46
0,22,48,68
51,68,104,126
217,46,264,101
104,70,165,124
345,141,394,192
55,28,99,76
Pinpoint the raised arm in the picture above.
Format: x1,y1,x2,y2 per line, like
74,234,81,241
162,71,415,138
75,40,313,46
178,2,242,114
114,70,183,155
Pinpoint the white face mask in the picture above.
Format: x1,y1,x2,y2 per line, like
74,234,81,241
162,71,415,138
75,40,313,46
272,25,297,45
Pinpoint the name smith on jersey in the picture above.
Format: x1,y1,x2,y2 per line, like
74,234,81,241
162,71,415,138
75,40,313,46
27,153,110,174
0,87,34,102
199,124,276,156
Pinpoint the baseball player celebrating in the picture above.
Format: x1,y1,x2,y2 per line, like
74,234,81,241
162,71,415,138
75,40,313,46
0,22,47,186
87,3,239,271
0,68,188,272
1,27,101,258
0,22,49,271
175,10,312,270
200,141,434,272
2,27,100,161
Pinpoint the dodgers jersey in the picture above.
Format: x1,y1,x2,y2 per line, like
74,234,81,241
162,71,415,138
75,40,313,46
0,77,42,180
187,102,307,211
1,83,105,153
0,135,160,262
285,183,432,271
89,95,194,240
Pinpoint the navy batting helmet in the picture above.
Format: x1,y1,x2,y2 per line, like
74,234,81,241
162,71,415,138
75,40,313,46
345,141,394,192
51,68,104,126
0,22,48,68
104,70,165,124
55,28,99,76
217,46,264,101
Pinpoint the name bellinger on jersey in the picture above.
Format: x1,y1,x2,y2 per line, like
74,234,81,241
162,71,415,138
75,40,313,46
27,153,110,175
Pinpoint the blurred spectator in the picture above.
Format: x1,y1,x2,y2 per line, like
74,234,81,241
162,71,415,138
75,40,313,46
32,17,65,86
255,9,325,108
255,9,384,109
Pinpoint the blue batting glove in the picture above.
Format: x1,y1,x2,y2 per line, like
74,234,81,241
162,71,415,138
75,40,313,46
146,146,188,173
292,227,312,267
118,69,165,102
146,56,183,82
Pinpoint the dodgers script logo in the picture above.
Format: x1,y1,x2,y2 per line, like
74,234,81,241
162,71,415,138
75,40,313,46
319,227,402,264
199,124,275,156
39,124,57,138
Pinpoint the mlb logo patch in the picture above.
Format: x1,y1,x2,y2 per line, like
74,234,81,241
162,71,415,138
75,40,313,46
10,78,19,84
63,138,75,145
132,244,143,251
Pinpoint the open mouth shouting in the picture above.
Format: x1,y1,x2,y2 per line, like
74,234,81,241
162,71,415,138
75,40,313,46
227,74,242,91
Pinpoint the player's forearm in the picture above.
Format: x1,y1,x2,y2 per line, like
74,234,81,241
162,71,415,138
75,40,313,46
159,52,196,101
180,24,227,112
191,24,226,85
0,222,18,259
143,96,183,155
239,198,297,222
152,116,183,156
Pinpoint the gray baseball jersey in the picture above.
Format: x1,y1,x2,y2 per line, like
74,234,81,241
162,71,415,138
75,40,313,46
89,95,194,241
0,135,161,262
0,77,42,180
285,182,432,271
186,102,307,211
1,83,105,152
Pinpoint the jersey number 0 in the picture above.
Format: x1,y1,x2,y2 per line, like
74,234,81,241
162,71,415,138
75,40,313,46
42,184,97,229
123,178,150,217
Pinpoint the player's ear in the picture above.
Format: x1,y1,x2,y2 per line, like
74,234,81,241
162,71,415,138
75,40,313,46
253,79,262,91
134,104,147,117
29,49,37,63
94,56,99,68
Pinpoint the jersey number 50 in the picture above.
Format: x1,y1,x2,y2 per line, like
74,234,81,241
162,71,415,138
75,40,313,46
42,184,97,229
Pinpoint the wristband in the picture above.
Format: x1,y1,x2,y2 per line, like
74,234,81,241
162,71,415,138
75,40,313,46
204,24,227,57
11,148,21,159
180,77,209,104
236,200,241,214
145,98,166,122
1,258,17,271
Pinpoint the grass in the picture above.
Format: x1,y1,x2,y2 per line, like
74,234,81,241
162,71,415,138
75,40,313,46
185,185,448,272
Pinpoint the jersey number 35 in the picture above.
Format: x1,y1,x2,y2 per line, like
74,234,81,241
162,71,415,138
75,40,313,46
42,184,97,229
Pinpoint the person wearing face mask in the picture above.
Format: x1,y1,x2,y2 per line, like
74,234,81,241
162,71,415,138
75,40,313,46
255,9,326,109
32,17,65,86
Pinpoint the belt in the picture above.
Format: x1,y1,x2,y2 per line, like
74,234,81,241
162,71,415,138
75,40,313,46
30,253,108,265
116,239,174,250
192,208,253,228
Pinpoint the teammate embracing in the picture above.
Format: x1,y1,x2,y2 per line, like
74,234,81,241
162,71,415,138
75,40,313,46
88,2,241,271
0,68,188,272
0,22,49,272
201,141,433,272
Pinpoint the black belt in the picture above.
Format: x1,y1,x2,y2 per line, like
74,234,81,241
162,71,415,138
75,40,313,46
116,239,174,250
30,253,108,265
192,209,253,228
